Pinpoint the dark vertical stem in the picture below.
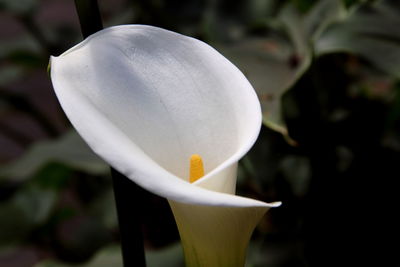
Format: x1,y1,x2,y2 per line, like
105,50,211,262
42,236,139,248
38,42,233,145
111,168,147,267
72,1,146,266
74,0,103,38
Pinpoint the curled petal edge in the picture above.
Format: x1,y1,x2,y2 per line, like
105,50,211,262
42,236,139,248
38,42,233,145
50,25,281,209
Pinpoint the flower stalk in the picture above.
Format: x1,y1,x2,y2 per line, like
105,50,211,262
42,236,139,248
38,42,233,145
74,0,103,39
111,168,146,267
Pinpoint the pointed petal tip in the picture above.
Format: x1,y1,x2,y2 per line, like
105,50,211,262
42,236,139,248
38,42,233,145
251,200,281,209
269,201,282,207
49,55,58,72
49,55,58,62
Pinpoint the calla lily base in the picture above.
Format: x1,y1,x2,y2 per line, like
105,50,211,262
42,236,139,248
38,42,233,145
169,201,268,267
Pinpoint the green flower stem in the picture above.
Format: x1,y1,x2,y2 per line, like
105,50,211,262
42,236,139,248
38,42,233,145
72,1,146,266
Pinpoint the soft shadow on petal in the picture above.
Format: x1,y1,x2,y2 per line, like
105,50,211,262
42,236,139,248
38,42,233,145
50,25,275,208
194,163,238,194
52,25,260,180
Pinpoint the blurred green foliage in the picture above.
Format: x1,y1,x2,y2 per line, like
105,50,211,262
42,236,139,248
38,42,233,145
1,0,399,266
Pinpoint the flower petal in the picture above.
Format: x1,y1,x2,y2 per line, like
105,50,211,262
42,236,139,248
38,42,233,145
50,25,278,208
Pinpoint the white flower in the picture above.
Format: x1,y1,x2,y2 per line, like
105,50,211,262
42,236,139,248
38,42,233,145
50,25,280,267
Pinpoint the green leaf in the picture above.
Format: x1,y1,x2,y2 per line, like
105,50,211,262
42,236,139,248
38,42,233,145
315,1,400,78
219,1,346,138
6,50,45,68
0,186,57,246
0,35,41,60
13,186,57,225
0,202,31,246
218,37,302,136
32,163,71,190
0,0,38,14
303,0,347,40
0,130,109,183
0,66,24,87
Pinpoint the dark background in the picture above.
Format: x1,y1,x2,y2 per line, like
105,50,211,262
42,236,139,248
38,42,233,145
1,0,399,266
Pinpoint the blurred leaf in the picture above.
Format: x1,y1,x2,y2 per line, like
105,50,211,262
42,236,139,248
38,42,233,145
32,163,71,190
6,50,45,68
87,189,118,229
0,202,31,245
292,0,315,13
342,0,368,8
218,37,299,136
0,130,109,182
280,155,311,196
245,0,279,23
220,0,346,139
239,129,283,189
0,185,57,246
0,35,42,61
14,186,57,225
146,243,184,267
280,0,346,65
55,215,112,261
315,0,400,78
303,0,346,40
34,246,122,267
34,242,183,267
245,240,276,267
0,66,24,87
0,0,37,14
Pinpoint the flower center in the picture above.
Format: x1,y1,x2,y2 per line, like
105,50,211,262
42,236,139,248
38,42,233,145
189,154,204,183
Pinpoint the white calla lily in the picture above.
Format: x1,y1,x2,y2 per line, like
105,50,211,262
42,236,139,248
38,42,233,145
50,25,280,267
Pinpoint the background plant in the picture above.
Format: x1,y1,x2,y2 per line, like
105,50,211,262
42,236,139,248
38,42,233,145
0,0,398,266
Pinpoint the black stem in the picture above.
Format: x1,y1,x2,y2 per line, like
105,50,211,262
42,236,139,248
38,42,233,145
111,168,147,267
72,1,146,266
74,0,103,38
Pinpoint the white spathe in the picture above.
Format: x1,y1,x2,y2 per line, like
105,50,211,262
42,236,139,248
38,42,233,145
50,25,280,267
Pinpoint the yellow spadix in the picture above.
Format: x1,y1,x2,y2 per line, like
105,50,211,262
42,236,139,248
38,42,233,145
190,154,204,183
